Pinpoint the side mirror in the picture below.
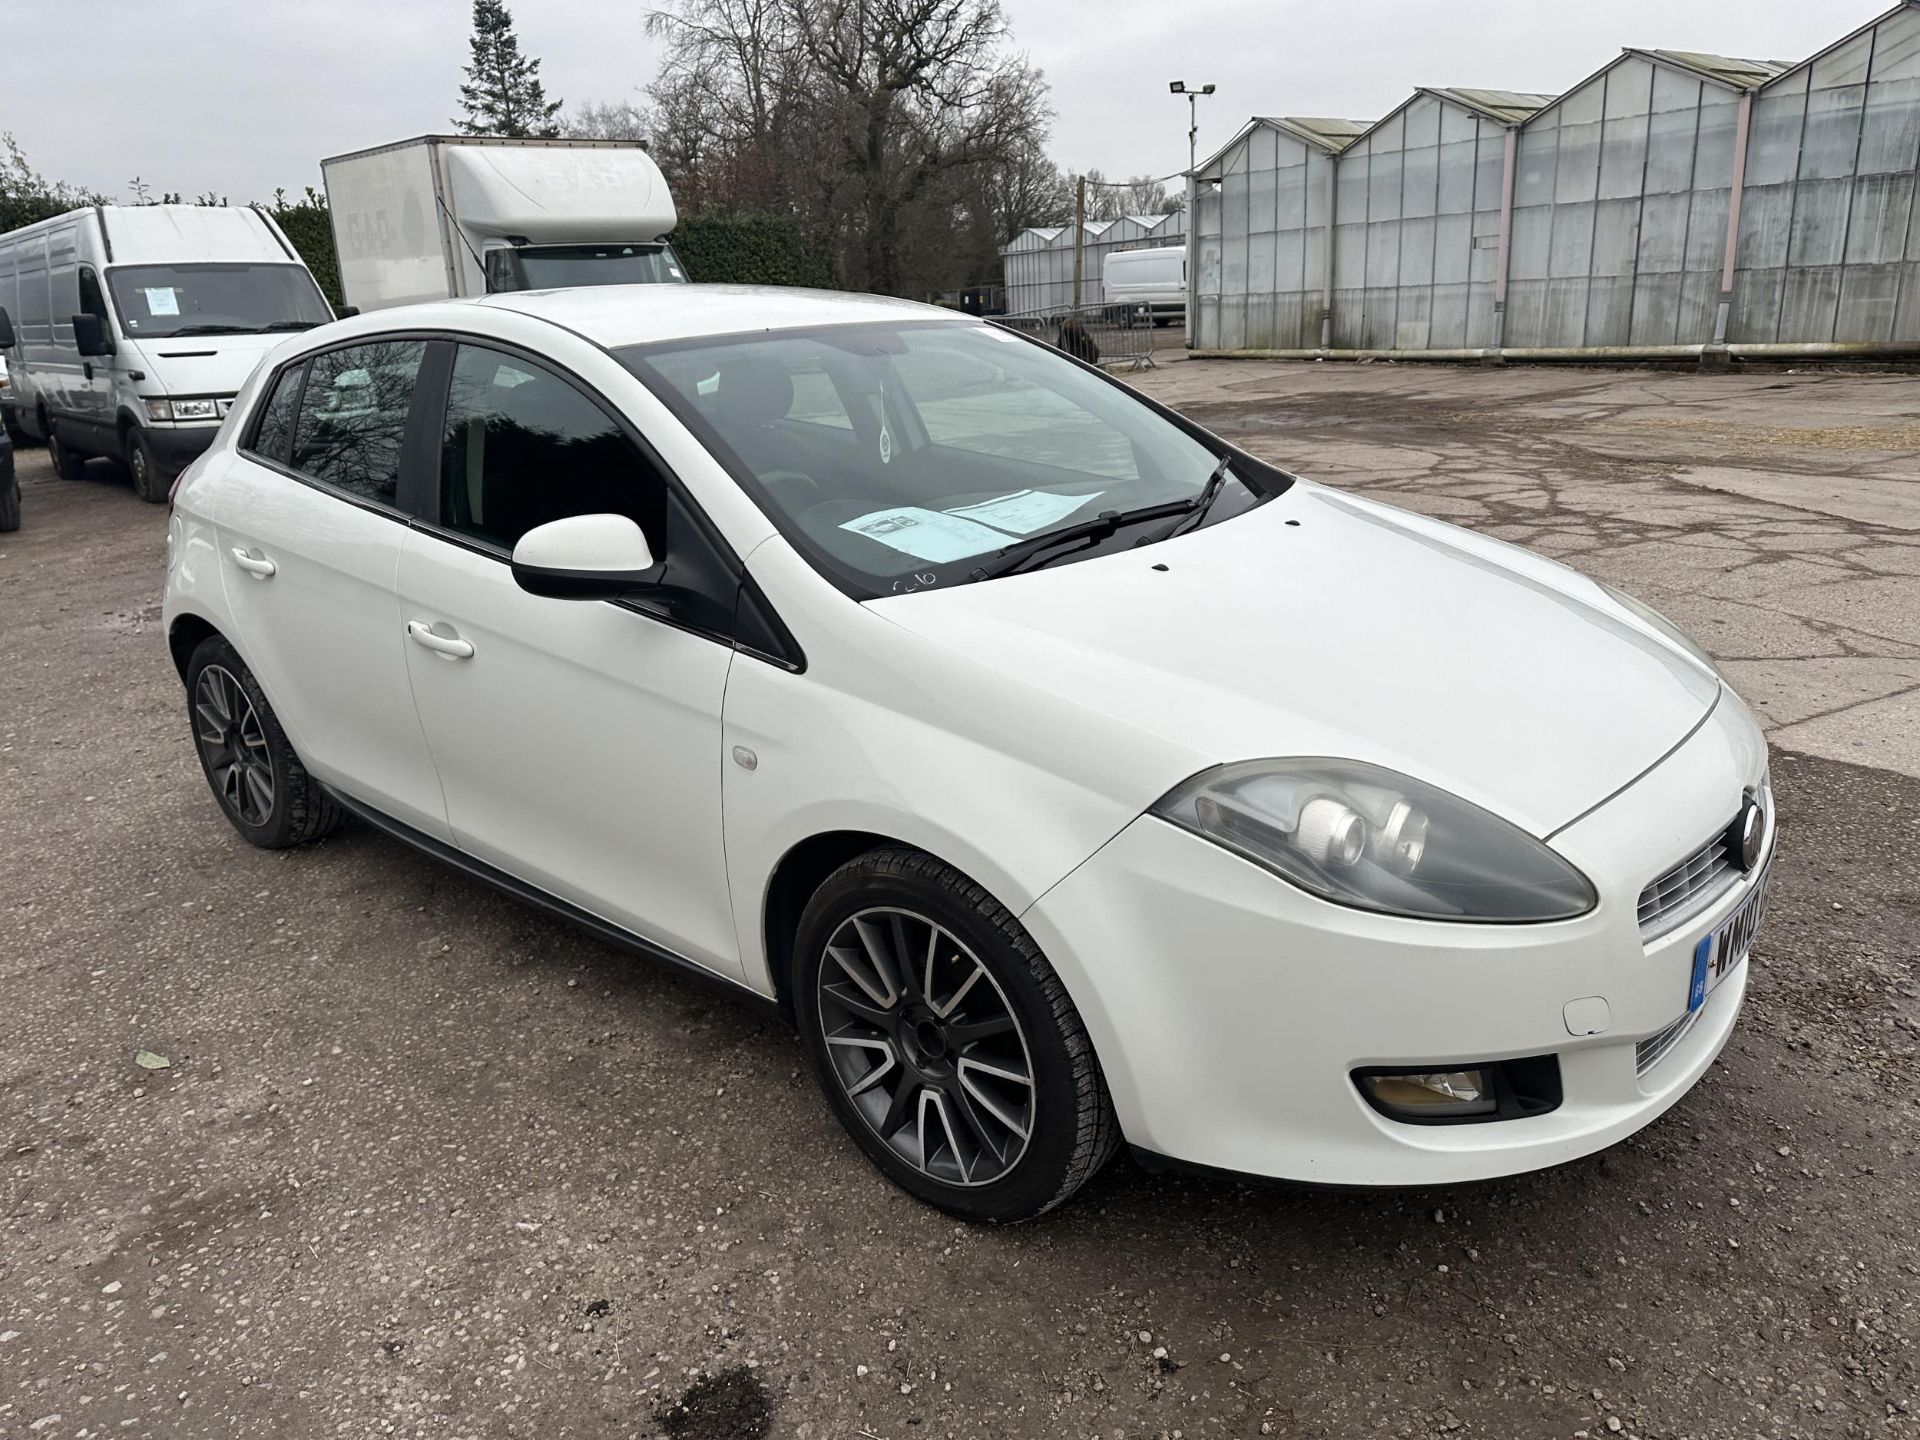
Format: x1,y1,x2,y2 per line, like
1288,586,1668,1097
73,313,114,358
510,513,659,600
0,307,14,349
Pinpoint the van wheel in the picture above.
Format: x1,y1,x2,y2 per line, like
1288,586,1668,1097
127,429,168,503
48,430,87,480
0,470,19,532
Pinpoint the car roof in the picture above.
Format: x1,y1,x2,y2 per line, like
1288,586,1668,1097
476,283,964,348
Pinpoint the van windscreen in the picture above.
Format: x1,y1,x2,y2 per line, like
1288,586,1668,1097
106,264,332,338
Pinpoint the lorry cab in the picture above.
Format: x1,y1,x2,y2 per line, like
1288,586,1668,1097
0,204,333,501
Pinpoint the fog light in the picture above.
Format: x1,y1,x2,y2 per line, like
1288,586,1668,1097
1360,1069,1495,1117
1355,1055,1563,1124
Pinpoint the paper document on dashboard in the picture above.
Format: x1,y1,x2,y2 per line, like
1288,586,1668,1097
840,507,1010,562
943,489,1103,536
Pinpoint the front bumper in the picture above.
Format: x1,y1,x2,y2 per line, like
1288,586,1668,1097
145,422,220,473
1021,689,1772,1187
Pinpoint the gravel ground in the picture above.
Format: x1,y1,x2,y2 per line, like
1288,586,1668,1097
2,371,1917,1440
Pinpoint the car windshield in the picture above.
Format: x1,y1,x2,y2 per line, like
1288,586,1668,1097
107,263,332,339
508,243,685,290
621,320,1275,595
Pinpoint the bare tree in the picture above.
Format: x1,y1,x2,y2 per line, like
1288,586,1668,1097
645,0,1056,296
1079,170,1178,222
565,100,656,142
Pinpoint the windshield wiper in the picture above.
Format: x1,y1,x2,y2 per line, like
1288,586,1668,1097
967,497,1199,582
162,324,254,336
256,319,324,332
1159,453,1234,542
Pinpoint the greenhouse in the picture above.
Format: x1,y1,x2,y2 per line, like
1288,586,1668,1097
1000,210,1187,316
1182,0,1920,360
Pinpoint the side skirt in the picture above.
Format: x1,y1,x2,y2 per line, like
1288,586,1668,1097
320,784,783,1021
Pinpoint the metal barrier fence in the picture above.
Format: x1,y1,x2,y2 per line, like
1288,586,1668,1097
991,305,1159,373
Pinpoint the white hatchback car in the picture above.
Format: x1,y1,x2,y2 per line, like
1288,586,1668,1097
164,286,1774,1221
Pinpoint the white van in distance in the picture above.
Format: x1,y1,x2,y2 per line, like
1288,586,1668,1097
322,136,687,314
1102,245,1186,327
0,204,334,501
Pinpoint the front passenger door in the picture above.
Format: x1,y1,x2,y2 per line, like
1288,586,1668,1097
397,342,742,976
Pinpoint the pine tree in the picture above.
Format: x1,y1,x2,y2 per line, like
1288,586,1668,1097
455,0,562,138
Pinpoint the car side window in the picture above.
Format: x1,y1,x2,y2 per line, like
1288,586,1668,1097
438,344,667,553
289,339,427,505
247,362,305,466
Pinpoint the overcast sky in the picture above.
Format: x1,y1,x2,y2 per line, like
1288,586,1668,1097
1,0,1889,204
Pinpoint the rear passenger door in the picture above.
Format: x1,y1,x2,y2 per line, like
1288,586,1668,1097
396,341,743,976
214,337,451,840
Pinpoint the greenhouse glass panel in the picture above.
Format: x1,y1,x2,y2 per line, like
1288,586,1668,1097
1598,113,1651,200
1835,263,1901,341
1779,265,1842,340
1403,146,1439,217
1856,78,1920,174
1548,201,1597,277
1746,89,1808,187
1369,150,1405,221
1437,139,1478,213
1845,172,1914,264
1555,122,1603,204
1801,84,1868,180
1787,176,1852,267
1629,272,1683,345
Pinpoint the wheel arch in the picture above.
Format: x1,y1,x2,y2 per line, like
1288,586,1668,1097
762,829,901,1018
167,610,225,683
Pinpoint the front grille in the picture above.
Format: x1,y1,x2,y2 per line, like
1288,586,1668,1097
1635,1010,1698,1075
1637,821,1739,938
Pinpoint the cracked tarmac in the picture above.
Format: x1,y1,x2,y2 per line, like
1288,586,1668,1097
2,363,1917,1440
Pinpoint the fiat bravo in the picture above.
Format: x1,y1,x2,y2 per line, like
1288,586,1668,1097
162,286,1773,1221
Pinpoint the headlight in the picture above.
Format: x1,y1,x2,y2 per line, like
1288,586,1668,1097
1599,582,1719,676
143,397,174,422
1152,758,1596,923
170,399,221,421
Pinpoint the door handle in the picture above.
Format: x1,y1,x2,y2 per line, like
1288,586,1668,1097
406,620,475,660
230,547,276,578
83,362,93,381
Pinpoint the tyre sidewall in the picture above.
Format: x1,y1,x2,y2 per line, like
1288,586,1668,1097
794,855,1094,1223
185,637,300,848
129,430,167,503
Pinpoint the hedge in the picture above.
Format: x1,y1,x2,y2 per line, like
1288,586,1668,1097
268,197,344,310
670,210,833,289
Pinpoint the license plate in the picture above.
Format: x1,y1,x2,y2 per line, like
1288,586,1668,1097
1688,864,1771,1013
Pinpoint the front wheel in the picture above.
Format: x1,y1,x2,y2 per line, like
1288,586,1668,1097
185,635,343,849
127,428,168,503
794,848,1119,1222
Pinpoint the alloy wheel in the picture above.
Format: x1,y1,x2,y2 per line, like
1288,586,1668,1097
815,907,1036,1186
194,664,275,826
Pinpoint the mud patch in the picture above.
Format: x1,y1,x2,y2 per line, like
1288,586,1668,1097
655,1366,774,1439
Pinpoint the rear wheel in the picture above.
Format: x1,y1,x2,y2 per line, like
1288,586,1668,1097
127,427,168,503
0,467,18,532
794,848,1118,1222
48,429,86,480
185,635,343,849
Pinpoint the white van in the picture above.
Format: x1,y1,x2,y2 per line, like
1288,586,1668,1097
322,136,685,313
1102,245,1187,327
0,205,334,501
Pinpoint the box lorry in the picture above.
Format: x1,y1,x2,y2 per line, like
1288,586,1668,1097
322,136,686,313
1102,245,1186,327
0,204,335,500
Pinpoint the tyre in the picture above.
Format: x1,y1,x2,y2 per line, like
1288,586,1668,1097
794,847,1119,1222
185,635,343,850
48,429,87,480
0,469,17,533
127,427,168,503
